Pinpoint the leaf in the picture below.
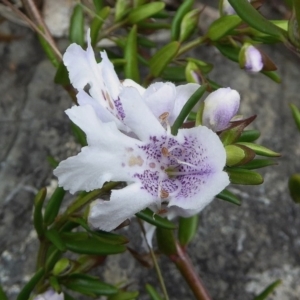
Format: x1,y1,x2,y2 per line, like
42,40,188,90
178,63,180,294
217,189,241,205
215,43,240,62
108,291,139,300
128,2,165,24
145,284,164,300
149,41,180,77
237,129,261,142
178,215,198,246
54,62,70,86
115,0,131,22
69,4,84,46
290,103,300,131
171,0,194,41
136,208,176,229
45,229,66,252
236,142,281,157
171,84,207,135
289,174,300,203
16,268,45,300
228,0,286,39
240,158,277,170
156,228,177,255
33,188,47,238
44,187,65,226
261,70,281,83
253,279,282,300
0,286,8,300
63,273,118,296
226,168,264,185
71,122,87,147
124,25,140,82
207,15,242,41
161,66,186,82
91,6,111,47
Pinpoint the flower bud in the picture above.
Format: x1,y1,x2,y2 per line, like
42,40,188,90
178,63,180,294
239,44,263,72
202,87,240,132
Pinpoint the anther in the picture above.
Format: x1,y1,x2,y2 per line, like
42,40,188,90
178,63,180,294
160,189,169,199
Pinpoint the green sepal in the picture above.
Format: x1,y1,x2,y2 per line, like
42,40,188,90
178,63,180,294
149,41,180,77
69,4,84,46
171,84,207,135
207,15,242,41
253,279,282,300
178,215,198,247
187,58,214,73
226,168,264,185
290,103,300,131
136,208,176,229
128,2,165,24
289,174,300,204
60,232,126,255
108,291,139,300
124,25,140,82
44,187,65,226
220,115,256,146
0,286,8,300
33,188,47,238
217,189,241,206
145,284,164,300
62,273,118,297
236,142,280,157
54,62,70,86
228,0,286,39
16,268,45,300
53,258,70,276
185,60,201,84
49,276,62,293
156,228,177,255
261,70,281,83
179,9,201,42
171,0,194,41
91,6,111,47
240,158,277,170
238,129,261,142
161,66,186,82
225,144,255,167
45,229,67,252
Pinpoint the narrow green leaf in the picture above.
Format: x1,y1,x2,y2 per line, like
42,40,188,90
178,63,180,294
108,291,139,300
290,103,300,131
69,4,84,46
61,232,126,255
215,43,240,62
44,187,65,226
115,0,131,22
236,142,281,157
33,188,47,238
45,229,66,252
171,84,207,135
161,66,186,82
16,268,45,300
292,0,300,38
253,279,282,300
149,41,180,77
207,15,242,41
178,215,198,246
63,274,118,296
226,168,264,185
187,58,214,73
136,208,176,229
0,286,8,300
45,248,62,272
228,0,286,39
171,0,194,40
64,292,76,300
93,0,104,12
238,130,261,142
217,189,241,205
289,174,300,203
137,22,170,30
91,6,111,47
156,228,177,255
145,284,164,300
240,159,277,170
179,9,201,42
124,25,140,82
49,276,61,293
71,122,87,147
54,62,70,85
128,2,165,24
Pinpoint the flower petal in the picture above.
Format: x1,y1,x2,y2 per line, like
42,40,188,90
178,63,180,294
170,83,200,124
122,79,146,95
88,183,155,231
119,87,165,141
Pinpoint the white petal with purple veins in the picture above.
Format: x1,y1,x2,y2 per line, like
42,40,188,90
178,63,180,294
202,87,240,132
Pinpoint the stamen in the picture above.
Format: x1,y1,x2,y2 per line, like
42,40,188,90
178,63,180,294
161,147,169,157
160,189,169,199
159,112,169,122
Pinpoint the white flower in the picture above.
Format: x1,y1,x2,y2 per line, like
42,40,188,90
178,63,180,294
63,30,199,132
54,86,229,232
202,87,240,132
33,290,64,300
244,45,263,72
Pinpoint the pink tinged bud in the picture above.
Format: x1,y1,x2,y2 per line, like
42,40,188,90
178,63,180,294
244,45,263,72
202,87,240,132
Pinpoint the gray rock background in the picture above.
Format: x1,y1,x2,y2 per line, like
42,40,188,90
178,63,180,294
1,2,300,300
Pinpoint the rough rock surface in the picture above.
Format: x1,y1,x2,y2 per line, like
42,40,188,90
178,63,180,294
1,7,300,300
